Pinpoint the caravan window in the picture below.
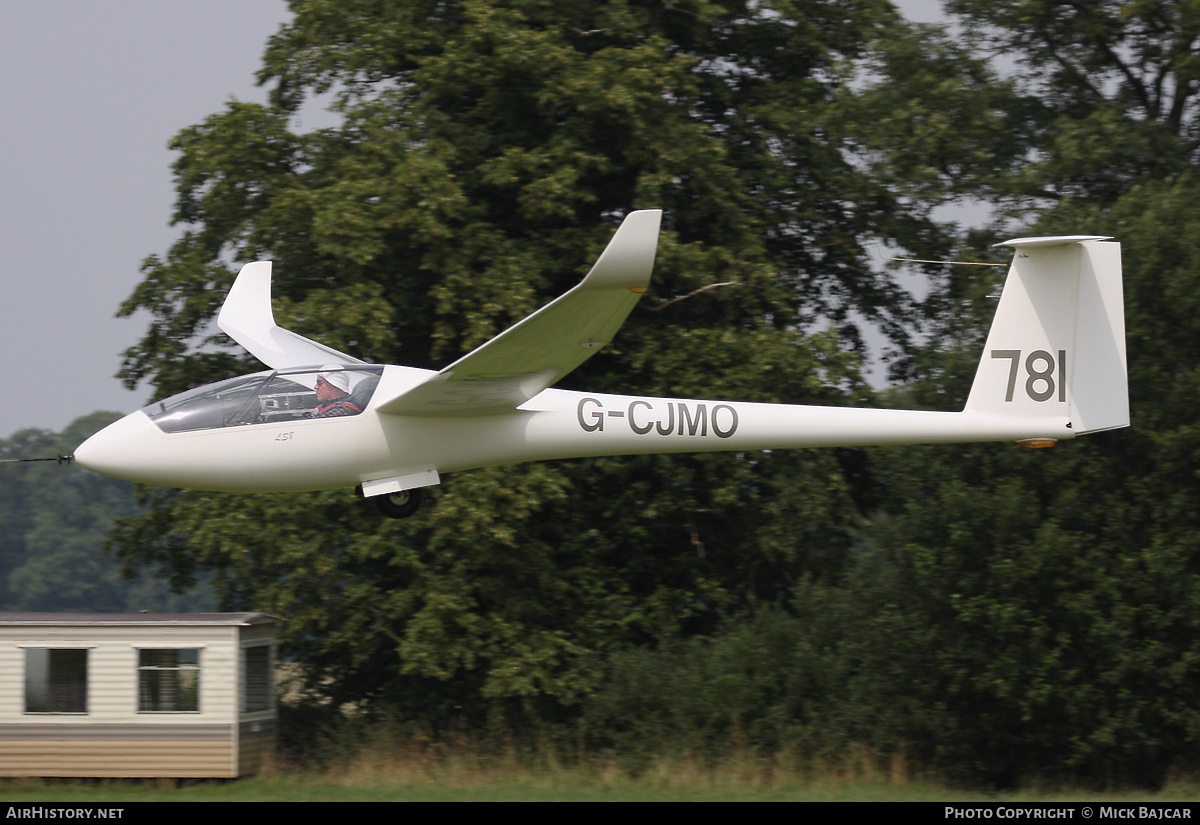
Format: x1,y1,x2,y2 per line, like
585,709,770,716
138,649,200,713
25,649,87,714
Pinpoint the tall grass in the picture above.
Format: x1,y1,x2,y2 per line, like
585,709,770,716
272,716,927,797
4,738,1200,801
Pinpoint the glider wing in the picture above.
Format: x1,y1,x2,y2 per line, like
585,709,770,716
217,261,364,370
375,210,662,417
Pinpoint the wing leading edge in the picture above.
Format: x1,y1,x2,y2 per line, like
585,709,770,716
374,209,662,417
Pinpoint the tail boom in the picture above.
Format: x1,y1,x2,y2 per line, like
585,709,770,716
447,392,1076,471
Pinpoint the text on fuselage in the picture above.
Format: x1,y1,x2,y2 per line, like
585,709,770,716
577,398,738,438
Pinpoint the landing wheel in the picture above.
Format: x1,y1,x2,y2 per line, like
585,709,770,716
375,488,422,519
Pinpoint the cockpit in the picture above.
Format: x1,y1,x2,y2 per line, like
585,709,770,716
142,365,383,434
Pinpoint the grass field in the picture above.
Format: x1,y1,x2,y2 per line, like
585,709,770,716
2,749,1200,802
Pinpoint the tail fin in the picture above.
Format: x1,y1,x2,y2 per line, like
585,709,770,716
964,235,1128,435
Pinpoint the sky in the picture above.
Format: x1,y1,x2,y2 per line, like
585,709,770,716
0,1,292,436
0,0,947,440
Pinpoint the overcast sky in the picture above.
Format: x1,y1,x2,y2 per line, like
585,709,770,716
0,0,945,440
0,1,291,436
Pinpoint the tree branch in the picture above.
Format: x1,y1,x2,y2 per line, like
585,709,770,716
648,282,741,312
1039,28,1107,101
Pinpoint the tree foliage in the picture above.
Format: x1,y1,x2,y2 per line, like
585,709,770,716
102,0,1200,787
111,0,937,722
819,7,1200,779
952,0,1200,192
0,413,212,613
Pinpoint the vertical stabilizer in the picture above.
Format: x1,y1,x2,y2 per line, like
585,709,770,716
964,236,1128,435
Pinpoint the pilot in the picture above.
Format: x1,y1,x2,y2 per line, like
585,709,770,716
312,369,362,418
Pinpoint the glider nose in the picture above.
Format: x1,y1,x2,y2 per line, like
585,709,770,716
74,411,160,482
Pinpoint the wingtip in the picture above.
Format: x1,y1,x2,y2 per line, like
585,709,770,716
581,211,662,290
623,209,663,233
217,260,275,337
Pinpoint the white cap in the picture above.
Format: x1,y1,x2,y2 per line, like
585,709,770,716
317,366,350,393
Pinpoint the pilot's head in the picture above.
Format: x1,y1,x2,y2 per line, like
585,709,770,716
315,369,350,402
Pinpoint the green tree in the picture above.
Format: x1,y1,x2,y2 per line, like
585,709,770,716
110,0,943,722
0,413,213,613
845,3,1200,785
946,0,1200,206
819,173,1200,788
855,1,1200,215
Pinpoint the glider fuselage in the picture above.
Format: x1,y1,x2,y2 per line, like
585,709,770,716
71,211,1128,516
75,363,1073,494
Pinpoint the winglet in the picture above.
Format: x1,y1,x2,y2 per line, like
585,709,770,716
217,261,275,343
580,210,662,290
218,261,362,370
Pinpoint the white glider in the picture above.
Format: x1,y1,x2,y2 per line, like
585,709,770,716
75,210,1128,517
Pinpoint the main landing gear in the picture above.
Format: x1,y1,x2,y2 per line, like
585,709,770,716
373,487,423,519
